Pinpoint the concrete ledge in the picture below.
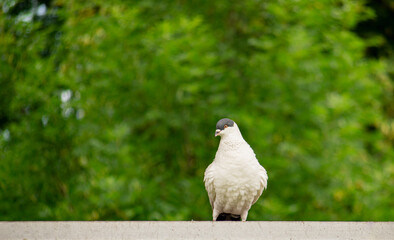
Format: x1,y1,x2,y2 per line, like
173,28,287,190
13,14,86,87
0,221,393,240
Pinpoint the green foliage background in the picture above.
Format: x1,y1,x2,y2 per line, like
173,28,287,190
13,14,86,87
1,0,393,220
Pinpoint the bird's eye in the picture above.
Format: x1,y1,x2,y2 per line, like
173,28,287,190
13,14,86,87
224,125,228,129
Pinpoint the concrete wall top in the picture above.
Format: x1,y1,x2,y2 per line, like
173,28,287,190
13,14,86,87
1,221,393,240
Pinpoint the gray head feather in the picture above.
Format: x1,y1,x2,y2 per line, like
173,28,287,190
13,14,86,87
216,118,235,130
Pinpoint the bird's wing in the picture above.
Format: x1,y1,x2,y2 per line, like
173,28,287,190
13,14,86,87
204,163,216,208
252,165,268,205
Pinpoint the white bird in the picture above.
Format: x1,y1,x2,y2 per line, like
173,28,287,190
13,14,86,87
204,118,268,221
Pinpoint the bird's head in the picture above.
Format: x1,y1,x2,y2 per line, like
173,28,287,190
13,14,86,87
215,118,237,137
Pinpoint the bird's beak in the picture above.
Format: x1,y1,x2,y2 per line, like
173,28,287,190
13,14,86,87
215,129,221,137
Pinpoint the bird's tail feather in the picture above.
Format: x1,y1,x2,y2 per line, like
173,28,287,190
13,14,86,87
216,213,241,221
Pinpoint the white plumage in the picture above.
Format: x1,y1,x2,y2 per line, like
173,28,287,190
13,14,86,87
204,118,268,221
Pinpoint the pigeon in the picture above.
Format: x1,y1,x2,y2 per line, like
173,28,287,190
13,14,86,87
204,118,268,221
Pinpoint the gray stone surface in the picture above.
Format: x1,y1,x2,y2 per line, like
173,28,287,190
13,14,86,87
0,221,393,240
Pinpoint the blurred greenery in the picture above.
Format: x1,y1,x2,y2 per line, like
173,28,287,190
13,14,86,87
0,0,393,221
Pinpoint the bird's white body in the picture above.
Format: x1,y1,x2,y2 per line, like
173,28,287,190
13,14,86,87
204,122,268,221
